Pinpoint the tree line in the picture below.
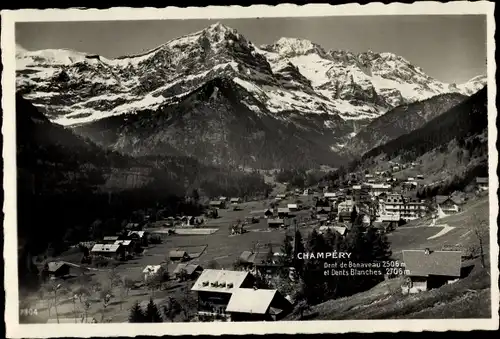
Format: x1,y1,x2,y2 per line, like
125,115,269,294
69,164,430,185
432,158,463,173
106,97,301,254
273,212,393,311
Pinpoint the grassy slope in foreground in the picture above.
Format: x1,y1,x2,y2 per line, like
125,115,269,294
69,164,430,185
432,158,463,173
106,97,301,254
289,195,491,320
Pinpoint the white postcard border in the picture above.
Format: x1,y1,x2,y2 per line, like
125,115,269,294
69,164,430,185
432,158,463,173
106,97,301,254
2,1,498,337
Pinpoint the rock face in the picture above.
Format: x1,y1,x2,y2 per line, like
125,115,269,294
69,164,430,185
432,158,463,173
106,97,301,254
73,77,347,169
16,22,487,168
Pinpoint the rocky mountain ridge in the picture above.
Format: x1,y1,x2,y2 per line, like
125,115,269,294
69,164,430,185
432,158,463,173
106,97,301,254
17,22,485,129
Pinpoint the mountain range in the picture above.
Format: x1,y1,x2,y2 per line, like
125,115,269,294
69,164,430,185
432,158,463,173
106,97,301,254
16,22,487,168
349,86,488,196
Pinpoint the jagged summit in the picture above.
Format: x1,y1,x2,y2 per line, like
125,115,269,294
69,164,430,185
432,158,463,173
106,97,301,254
16,22,487,130
261,37,328,58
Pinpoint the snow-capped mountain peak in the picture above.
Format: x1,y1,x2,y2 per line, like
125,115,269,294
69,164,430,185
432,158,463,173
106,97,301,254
457,74,488,96
16,22,487,131
261,37,328,58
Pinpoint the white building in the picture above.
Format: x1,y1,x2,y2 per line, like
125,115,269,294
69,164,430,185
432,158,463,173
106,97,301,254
143,265,162,281
379,194,426,221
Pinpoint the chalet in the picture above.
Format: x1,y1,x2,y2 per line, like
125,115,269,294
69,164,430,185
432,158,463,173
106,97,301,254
277,207,290,218
407,177,415,181
127,230,146,239
127,230,149,246
416,174,424,180
173,263,204,280
90,244,124,259
239,250,257,270
219,196,228,202
114,240,134,257
275,194,287,200
392,166,400,172
337,210,352,223
337,199,355,213
318,225,347,236
47,261,71,278
324,192,336,200
476,177,489,191
169,250,190,262
181,216,196,226
287,203,300,212
333,226,348,236
316,206,332,216
264,209,274,219
303,189,309,196
402,249,462,294
226,288,292,321
209,200,226,209
366,183,391,197
142,265,162,281
191,269,255,318
435,195,463,214
267,218,285,229
230,198,242,205
102,236,119,244
365,174,374,179
252,251,284,278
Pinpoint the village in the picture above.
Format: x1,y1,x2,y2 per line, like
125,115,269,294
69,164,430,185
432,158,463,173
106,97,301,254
22,163,490,323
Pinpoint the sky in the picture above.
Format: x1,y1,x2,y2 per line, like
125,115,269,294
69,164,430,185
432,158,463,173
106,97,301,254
16,15,487,84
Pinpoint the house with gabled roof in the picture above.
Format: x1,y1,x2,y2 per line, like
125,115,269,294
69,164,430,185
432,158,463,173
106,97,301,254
173,263,204,280
476,177,489,191
435,195,463,214
209,200,226,209
102,236,120,244
402,249,462,294
230,197,242,205
277,207,290,218
191,269,255,318
90,243,124,259
264,208,274,219
114,240,134,257
169,250,190,262
318,225,347,236
47,261,71,278
226,288,292,321
267,218,285,229
127,230,146,239
142,265,163,281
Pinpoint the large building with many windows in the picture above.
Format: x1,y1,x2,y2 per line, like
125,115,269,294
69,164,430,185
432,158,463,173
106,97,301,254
379,193,427,221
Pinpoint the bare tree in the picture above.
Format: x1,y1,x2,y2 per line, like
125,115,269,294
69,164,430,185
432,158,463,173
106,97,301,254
108,268,122,290
99,290,112,322
46,282,67,323
472,212,488,269
122,277,135,297
38,286,54,319
82,299,91,323
71,294,79,323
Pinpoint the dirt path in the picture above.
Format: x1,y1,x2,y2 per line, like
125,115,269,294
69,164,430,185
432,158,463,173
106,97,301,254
427,224,456,240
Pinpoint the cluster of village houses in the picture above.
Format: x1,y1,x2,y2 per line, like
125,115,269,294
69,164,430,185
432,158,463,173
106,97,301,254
42,169,489,321
262,171,489,230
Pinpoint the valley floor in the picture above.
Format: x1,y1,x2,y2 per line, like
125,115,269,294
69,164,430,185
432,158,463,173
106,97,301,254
20,194,492,322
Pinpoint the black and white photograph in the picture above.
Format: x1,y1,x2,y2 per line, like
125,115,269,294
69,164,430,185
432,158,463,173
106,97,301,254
2,2,498,337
